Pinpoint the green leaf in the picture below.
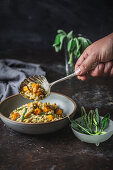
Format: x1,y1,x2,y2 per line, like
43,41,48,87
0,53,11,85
67,30,73,40
71,120,92,135
81,106,87,120
53,33,62,46
93,114,98,126
54,45,61,52
74,50,81,58
68,53,73,67
87,39,92,45
67,39,72,52
59,35,65,50
73,37,81,58
16,106,26,111
74,37,79,50
81,106,89,129
78,37,91,54
57,29,66,36
95,108,100,126
101,113,110,130
53,32,66,52
88,110,93,130
21,108,27,122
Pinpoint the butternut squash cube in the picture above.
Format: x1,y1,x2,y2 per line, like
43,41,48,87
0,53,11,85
34,108,41,115
47,115,54,121
12,113,20,120
23,86,28,92
43,106,51,112
27,103,31,107
56,109,63,115
32,84,39,93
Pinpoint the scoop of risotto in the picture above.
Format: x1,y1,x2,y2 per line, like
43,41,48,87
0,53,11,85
21,82,47,100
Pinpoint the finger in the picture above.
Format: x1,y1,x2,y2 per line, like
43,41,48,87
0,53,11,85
110,67,113,76
75,54,98,76
89,63,104,77
103,61,113,76
76,75,87,81
75,50,88,70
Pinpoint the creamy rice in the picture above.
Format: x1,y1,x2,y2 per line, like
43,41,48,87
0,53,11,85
21,82,47,100
9,101,64,123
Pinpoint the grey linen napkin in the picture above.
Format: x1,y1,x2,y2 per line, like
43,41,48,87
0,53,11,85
0,59,46,101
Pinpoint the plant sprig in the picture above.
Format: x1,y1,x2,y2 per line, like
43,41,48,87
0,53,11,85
53,30,92,70
68,106,110,135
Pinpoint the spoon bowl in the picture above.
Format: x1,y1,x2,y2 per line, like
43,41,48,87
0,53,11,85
19,75,51,99
19,73,76,99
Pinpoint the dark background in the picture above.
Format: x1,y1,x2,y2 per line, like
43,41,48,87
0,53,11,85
0,0,113,55
0,1,113,170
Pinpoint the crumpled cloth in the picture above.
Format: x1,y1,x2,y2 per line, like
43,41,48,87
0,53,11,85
0,59,46,101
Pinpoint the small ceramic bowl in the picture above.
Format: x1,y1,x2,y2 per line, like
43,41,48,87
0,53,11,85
71,117,113,146
0,92,77,134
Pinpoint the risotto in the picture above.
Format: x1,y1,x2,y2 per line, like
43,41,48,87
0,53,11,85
9,101,64,123
21,82,47,100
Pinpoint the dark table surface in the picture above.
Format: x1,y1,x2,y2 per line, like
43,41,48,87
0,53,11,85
0,49,113,170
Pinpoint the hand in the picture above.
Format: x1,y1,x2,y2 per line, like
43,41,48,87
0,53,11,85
75,33,113,80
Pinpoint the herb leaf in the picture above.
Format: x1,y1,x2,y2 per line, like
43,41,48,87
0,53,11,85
67,30,73,40
21,108,27,122
101,113,110,131
16,106,26,111
95,108,100,126
57,29,66,35
53,34,62,46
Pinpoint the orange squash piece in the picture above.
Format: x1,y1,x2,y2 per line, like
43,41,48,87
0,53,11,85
23,86,29,92
36,91,42,96
47,115,54,121
43,106,51,112
27,103,31,107
56,109,63,115
12,113,20,120
34,108,41,115
32,84,39,93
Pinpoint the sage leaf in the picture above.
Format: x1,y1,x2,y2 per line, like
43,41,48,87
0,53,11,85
68,53,73,66
67,39,76,52
57,29,66,36
54,45,61,52
73,38,80,57
87,39,92,45
67,30,73,40
53,33,62,46
59,35,66,50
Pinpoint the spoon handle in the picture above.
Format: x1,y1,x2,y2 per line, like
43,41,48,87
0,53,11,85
50,72,75,87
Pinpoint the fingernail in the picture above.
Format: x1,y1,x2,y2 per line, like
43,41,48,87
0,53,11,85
75,67,81,75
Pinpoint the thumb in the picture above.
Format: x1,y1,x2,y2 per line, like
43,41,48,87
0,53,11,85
75,54,98,76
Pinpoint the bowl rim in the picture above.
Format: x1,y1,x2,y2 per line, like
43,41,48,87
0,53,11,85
0,92,77,125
